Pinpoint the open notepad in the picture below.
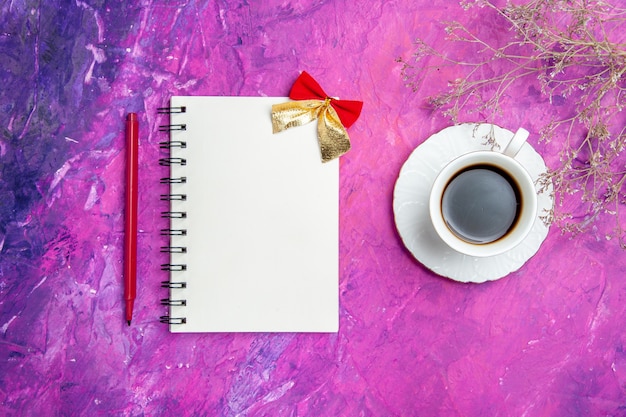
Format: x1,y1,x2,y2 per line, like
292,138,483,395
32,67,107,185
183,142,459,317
159,96,339,333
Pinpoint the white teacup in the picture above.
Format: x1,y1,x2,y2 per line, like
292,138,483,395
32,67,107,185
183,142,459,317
429,128,537,257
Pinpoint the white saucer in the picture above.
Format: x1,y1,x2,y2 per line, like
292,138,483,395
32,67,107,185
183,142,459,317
393,123,554,283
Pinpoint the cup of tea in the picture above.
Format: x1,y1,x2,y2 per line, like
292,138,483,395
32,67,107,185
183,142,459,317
429,128,537,257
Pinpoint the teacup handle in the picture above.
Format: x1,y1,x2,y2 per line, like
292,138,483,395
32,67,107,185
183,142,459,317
503,128,529,157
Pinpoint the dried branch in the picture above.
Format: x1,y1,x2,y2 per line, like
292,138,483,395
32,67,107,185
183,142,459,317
399,0,626,247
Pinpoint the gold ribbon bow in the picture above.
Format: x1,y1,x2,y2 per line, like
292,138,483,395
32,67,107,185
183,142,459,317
271,72,363,163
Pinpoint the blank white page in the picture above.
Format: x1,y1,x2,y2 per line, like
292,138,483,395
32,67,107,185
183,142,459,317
164,96,338,333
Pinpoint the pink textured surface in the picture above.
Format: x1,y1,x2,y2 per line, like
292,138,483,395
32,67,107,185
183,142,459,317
1,1,625,416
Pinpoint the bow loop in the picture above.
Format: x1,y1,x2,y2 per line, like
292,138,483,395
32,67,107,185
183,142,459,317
272,71,363,163
289,71,328,101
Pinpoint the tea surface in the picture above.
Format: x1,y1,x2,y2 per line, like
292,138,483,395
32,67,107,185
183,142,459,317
442,167,519,243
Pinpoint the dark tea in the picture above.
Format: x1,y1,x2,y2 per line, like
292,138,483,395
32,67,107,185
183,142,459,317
441,165,521,244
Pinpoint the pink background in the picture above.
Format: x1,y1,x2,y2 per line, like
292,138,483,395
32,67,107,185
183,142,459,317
1,1,625,416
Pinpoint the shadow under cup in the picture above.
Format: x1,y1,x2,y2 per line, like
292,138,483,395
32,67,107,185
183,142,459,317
429,151,537,257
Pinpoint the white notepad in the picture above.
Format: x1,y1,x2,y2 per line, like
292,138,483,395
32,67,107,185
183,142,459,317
160,96,339,333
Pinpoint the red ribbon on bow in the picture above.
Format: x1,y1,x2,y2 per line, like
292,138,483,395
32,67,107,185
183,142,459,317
289,71,363,129
271,72,363,162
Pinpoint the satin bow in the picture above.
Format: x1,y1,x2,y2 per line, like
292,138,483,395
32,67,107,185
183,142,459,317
271,71,363,163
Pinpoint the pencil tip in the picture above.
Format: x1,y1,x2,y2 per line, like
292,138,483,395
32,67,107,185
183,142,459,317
127,320,131,326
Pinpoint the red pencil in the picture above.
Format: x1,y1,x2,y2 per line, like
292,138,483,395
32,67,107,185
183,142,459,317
125,113,139,325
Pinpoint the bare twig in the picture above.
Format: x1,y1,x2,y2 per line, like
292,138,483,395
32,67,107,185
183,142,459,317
399,0,626,247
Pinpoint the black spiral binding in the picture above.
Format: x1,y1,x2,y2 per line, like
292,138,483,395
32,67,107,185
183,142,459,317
160,246,187,253
160,176,187,184
161,263,187,272
159,105,188,326
160,316,186,325
159,141,187,149
161,280,187,289
158,106,186,114
161,211,187,219
158,124,186,132
159,157,186,166
160,298,187,306
160,193,187,201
